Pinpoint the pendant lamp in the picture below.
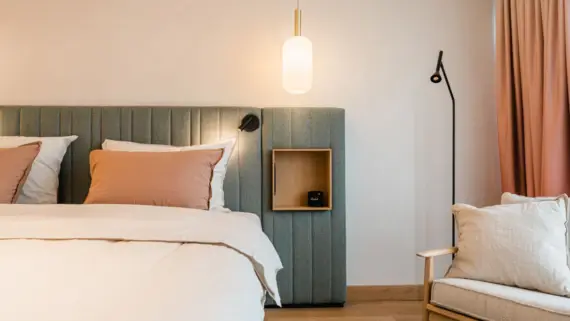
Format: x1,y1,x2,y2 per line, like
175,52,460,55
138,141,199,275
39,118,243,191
282,0,313,94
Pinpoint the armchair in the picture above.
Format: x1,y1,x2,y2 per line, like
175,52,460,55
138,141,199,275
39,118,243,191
417,247,570,321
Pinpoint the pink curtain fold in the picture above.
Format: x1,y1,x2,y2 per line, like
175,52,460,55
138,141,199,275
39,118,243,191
496,0,570,196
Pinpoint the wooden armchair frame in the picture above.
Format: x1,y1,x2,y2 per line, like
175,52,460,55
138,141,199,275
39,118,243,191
417,248,478,321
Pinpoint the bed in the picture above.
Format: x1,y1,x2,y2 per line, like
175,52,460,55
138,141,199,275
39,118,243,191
0,106,281,321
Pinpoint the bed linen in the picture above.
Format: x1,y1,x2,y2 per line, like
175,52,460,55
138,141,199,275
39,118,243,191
0,204,282,321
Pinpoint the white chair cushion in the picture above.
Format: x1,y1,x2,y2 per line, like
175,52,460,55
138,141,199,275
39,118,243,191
432,278,570,321
448,199,570,296
501,192,570,266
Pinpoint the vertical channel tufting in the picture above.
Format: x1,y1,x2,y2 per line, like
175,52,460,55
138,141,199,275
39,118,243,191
190,108,200,145
59,108,73,204
91,108,102,150
39,108,60,136
261,108,275,242
290,108,314,304
132,108,152,143
330,109,347,303
186,108,192,145
71,108,92,203
199,108,220,143
270,108,294,305
261,108,275,306
237,108,262,216
0,107,20,135
261,107,346,306
120,108,132,141
169,109,173,147
310,109,333,304
0,106,262,215
20,107,40,136
234,110,242,212
171,108,191,146
101,108,121,141
151,108,171,145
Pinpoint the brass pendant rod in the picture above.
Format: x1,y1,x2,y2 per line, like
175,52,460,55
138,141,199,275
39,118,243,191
294,8,302,36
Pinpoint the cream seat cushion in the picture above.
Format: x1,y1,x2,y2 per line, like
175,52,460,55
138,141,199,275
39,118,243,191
432,278,570,321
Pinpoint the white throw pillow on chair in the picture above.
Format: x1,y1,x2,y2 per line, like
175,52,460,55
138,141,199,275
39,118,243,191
501,192,570,266
448,196,570,297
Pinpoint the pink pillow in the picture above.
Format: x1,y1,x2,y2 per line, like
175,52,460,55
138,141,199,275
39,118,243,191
0,142,42,204
84,149,223,209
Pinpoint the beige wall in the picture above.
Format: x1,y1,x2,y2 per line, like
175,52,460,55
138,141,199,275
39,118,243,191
0,0,499,285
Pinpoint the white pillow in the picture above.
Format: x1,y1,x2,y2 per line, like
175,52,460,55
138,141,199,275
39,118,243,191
501,192,564,204
448,198,570,296
102,138,236,211
501,192,570,266
0,136,78,204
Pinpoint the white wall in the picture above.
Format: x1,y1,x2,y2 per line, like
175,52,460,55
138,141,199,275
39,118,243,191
0,0,500,285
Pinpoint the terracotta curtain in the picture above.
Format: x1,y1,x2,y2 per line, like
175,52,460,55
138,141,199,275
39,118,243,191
496,0,570,196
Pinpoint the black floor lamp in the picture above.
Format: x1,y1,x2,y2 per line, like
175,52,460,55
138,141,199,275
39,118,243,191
430,50,456,247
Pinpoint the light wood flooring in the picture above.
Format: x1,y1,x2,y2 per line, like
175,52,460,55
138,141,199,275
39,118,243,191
265,301,422,321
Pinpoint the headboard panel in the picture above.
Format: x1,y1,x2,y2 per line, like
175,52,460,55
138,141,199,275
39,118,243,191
262,107,346,306
0,107,262,216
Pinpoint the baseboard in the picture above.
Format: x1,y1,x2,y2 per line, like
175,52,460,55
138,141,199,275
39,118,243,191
265,303,345,309
347,285,423,302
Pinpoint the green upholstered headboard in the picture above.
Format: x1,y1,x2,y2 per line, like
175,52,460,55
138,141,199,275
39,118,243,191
0,105,346,306
0,106,262,216
262,107,346,306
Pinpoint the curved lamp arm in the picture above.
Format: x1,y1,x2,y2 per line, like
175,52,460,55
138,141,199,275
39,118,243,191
430,50,456,248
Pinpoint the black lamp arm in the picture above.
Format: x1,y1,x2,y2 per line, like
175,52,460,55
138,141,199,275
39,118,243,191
430,50,456,248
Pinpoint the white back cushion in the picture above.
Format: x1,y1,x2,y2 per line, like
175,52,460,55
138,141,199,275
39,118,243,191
501,192,570,266
448,198,570,297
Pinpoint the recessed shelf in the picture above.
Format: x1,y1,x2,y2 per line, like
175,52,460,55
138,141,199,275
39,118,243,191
272,149,332,211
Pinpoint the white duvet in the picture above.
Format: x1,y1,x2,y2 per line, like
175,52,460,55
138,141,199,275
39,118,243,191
0,204,282,321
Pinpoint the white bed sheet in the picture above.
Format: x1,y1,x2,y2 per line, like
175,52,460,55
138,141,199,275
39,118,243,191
0,204,282,321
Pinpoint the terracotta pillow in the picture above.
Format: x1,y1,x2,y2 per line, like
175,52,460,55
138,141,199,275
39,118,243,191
84,149,223,209
0,142,42,204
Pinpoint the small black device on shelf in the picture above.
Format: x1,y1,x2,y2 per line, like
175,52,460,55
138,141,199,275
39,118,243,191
308,191,324,207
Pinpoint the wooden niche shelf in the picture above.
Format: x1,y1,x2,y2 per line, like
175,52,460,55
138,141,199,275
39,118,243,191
272,149,332,211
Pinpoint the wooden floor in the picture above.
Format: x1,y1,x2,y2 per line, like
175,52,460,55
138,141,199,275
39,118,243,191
265,301,422,321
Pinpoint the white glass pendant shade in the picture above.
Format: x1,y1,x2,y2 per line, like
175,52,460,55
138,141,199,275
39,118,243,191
282,36,313,95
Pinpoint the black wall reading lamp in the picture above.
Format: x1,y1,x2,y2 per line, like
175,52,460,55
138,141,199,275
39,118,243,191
238,114,260,132
430,50,457,247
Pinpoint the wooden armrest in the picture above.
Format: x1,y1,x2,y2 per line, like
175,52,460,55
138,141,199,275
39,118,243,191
416,247,457,258
418,247,458,321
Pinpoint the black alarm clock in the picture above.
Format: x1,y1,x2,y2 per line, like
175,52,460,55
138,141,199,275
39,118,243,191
308,191,324,207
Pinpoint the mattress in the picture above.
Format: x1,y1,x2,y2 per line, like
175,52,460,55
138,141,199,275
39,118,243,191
0,204,282,321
